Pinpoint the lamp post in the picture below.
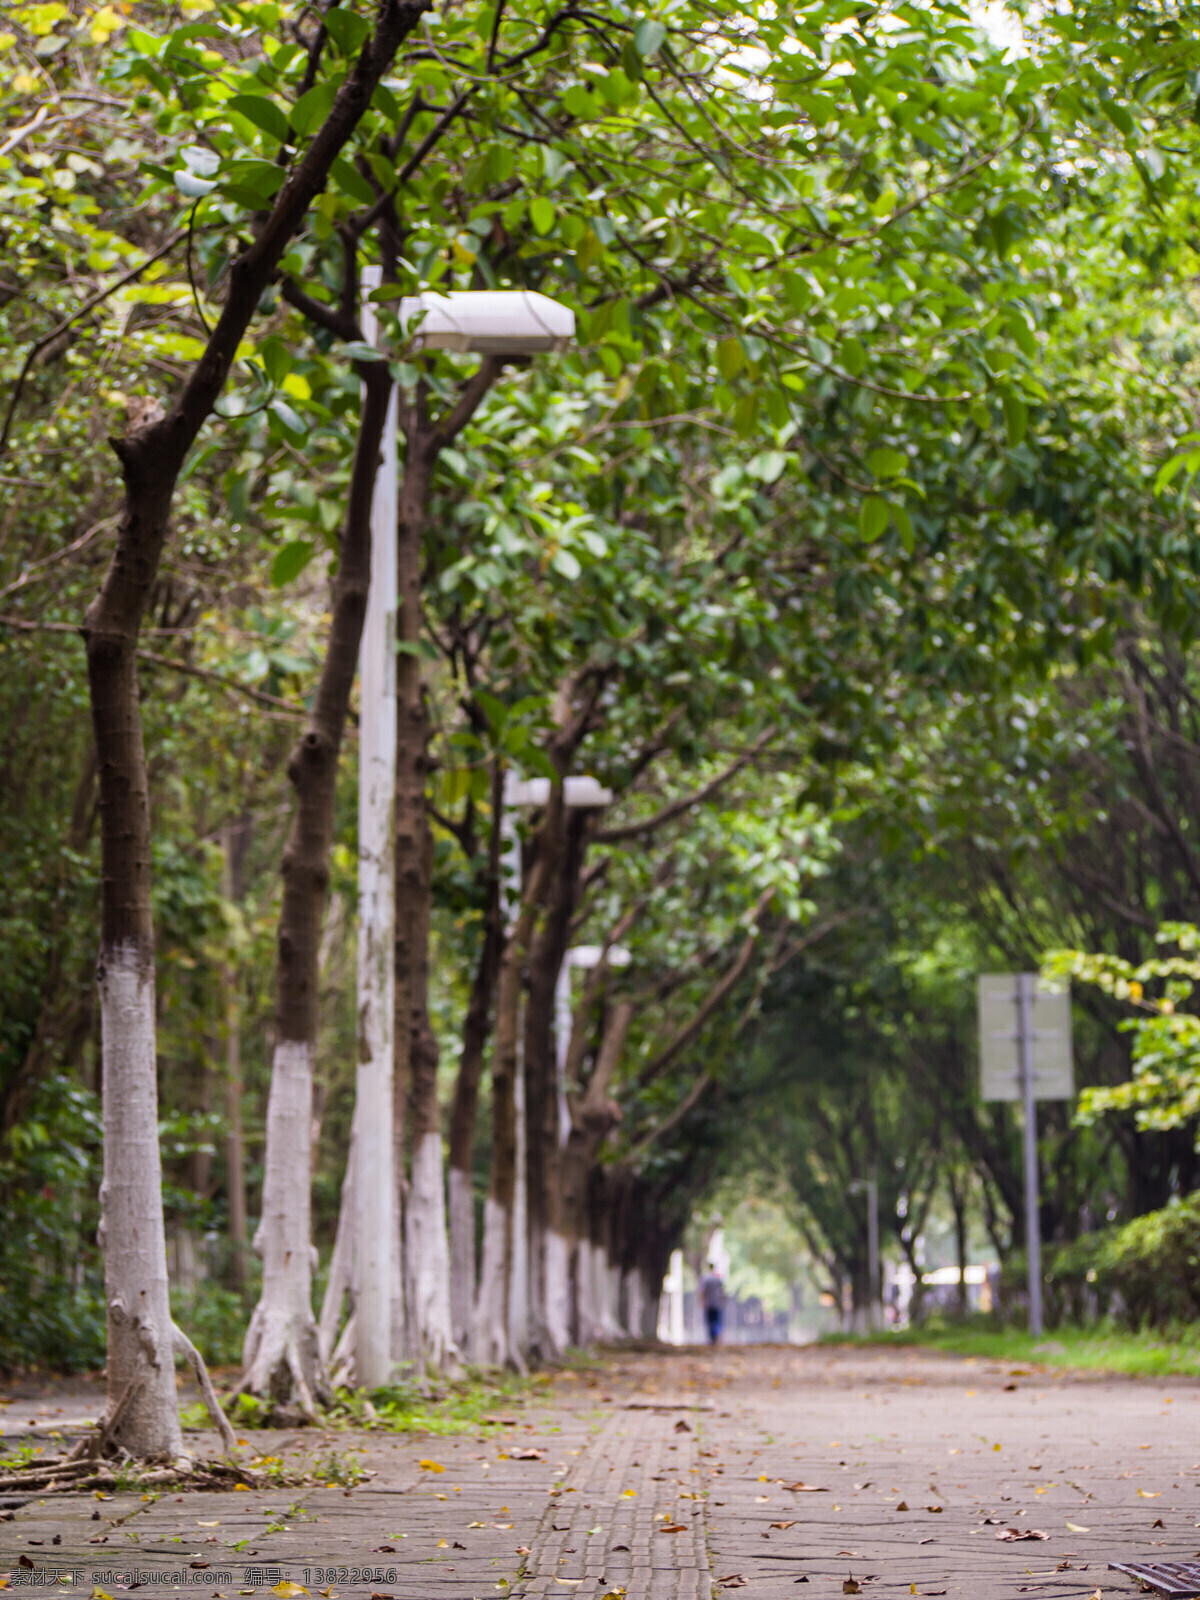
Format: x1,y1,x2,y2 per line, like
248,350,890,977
353,279,575,1382
499,772,612,1359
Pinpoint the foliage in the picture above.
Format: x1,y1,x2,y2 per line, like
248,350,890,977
820,1319,1200,1379
326,1371,534,1435
1048,924,1200,1138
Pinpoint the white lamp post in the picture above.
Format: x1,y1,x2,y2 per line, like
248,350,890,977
555,943,631,1144
353,275,575,1383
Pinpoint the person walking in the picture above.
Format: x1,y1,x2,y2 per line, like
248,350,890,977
700,1263,725,1345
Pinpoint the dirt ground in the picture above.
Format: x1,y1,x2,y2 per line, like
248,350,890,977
2,1343,1196,1600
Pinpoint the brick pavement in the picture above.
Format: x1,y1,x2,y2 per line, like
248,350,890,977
5,1345,1200,1600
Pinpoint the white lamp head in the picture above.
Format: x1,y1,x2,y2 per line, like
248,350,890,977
398,290,575,354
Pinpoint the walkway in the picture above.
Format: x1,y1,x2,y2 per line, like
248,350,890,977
3,1345,1196,1600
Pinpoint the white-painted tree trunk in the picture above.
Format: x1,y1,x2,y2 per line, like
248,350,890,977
318,1129,356,1366
406,1130,458,1369
448,1165,475,1352
543,1229,571,1354
354,272,397,1391
575,1238,597,1346
240,1040,325,1414
507,1051,529,1367
98,948,185,1461
472,1197,510,1366
623,1268,643,1341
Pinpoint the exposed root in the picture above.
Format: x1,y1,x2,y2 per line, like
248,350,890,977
67,1365,146,1462
172,1320,239,1453
0,1455,263,1495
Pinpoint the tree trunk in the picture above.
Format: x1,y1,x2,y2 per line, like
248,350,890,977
472,845,549,1366
240,357,392,1413
448,776,503,1351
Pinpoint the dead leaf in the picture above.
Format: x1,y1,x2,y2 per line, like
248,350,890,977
91,1589,113,1600
198,1522,220,1529
1152,1519,1165,1530
622,1489,637,1498
319,1589,337,1597
895,1502,909,1512
18,1560,33,1572
794,1579,809,1586
190,1563,210,1571
272,1585,308,1598
718,1577,747,1589
658,1524,688,1534
918,1539,936,1546
611,1545,630,1553
418,1460,445,1473
509,1448,546,1461
1138,1490,1163,1499
925,1506,943,1514
453,1542,466,1550
370,1592,395,1598
436,1540,448,1549
843,1579,861,1595
770,1522,797,1531
784,1483,828,1493
995,1529,1049,1542
675,1420,692,1434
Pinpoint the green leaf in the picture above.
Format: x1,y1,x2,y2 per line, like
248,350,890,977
717,338,744,380
271,540,315,586
269,397,307,438
221,160,286,204
893,504,915,555
330,155,377,206
291,80,338,137
1155,454,1189,496
562,83,594,118
859,497,890,542
551,547,582,580
260,335,291,386
840,336,866,377
226,93,290,142
530,196,555,235
866,447,908,479
341,340,384,362
633,17,666,56
323,7,372,54
475,690,508,733
1002,393,1028,448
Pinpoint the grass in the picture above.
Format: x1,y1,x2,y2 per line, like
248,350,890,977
819,1318,1200,1377
326,1367,541,1435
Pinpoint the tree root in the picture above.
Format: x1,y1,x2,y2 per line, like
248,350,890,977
0,1455,265,1495
172,1320,239,1454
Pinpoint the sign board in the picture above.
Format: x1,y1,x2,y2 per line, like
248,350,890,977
977,973,1074,1102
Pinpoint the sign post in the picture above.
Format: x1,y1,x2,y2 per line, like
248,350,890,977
977,974,1074,1337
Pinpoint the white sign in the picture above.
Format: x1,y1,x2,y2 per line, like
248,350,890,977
978,973,1074,1102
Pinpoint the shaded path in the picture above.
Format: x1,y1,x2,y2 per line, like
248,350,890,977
3,1345,1198,1600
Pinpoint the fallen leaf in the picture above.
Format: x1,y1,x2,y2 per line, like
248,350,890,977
94,1492,112,1501
622,1489,637,1498
1152,1519,1165,1529
1138,1490,1163,1499
843,1580,860,1595
18,1561,33,1572
91,1589,113,1600
784,1484,828,1493
895,1502,909,1512
272,1585,308,1598
191,1562,211,1571
675,1420,692,1434
925,1506,943,1514
794,1579,809,1585
995,1529,1049,1542
755,1496,771,1503
600,1592,626,1600
994,1444,1002,1453
918,1539,936,1546
770,1522,797,1531
509,1448,546,1461
419,1460,445,1473
718,1577,747,1589
234,1484,251,1492
611,1545,630,1552
370,1593,395,1598
437,1541,448,1549
319,1589,337,1597
453,1542,466,1550
658,1524,689,1534
198,1521,220,1528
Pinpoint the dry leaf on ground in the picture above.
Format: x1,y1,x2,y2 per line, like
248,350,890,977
995,1529,1049,1542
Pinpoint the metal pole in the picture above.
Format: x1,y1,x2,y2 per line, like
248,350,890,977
353,265,397,1387
1017,972,1043,1337
867,1166,880,1331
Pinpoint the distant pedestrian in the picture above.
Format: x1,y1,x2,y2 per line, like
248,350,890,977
700,1263,725,1344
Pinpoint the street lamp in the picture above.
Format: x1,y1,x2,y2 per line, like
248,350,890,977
499,769,612,1358
353,273,576,1386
